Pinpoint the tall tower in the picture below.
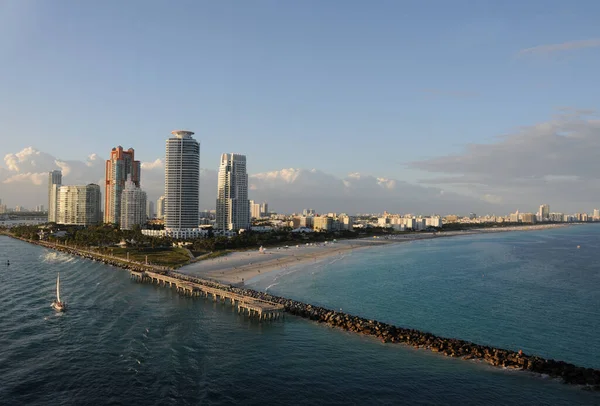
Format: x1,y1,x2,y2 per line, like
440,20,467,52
48,170,62,222
105,146,140,225
216,153,250,231
165,130,200,230
538,204,550,221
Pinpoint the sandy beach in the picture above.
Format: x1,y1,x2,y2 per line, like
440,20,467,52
178,223,571,285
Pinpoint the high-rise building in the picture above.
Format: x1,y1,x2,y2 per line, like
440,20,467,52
48,170,62,222
538,204,550,221
105,146,140,225
120,177,147,230
216,153,250,231
57,184,101,225
593,209,600,220
146,200,154,220
156,196,165,219
165,131,200,230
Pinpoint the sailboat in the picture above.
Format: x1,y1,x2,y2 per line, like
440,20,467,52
51,273,66,312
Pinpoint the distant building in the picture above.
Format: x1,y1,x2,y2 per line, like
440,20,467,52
165,131,200,231
146,200,154,220
520,213,536,223
303,208,315,216
105,146,140,225
120,178,147,230
593,209,600,221
250,200,261,219
216,153,250,231
538,204,550,221
156,196,165,219
48,170,62,223
313,216,333,231
57,184,102,226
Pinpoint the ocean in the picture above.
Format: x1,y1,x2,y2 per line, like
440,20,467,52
1,225,599,405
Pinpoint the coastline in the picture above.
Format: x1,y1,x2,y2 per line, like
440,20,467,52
178,223,571,285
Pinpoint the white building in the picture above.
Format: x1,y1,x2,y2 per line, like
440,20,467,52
146,200,154,220
425,216,442,228
120,178,147,230
142,228,209,239
48,170,62,223
538,204,550,221
165,130,200,230
216,153,250,231
156,195,165,219
57,184,101,226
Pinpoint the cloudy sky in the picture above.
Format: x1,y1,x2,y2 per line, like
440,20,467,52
1,1,600,215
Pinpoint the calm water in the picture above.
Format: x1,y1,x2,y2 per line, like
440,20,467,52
1,226,599,405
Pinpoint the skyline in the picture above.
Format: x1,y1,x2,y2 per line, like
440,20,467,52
2,1,600,213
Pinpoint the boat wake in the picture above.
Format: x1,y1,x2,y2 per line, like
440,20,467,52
42,251,73,264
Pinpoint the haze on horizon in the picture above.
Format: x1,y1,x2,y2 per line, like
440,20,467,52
1,0,600,215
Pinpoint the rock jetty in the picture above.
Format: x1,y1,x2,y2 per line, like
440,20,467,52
171,272,600,390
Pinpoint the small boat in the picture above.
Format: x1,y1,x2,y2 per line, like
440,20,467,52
51,273,67,312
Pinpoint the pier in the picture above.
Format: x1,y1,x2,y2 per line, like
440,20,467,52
130,270,285,320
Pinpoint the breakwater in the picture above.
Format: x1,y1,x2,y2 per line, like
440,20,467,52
5,234,600,390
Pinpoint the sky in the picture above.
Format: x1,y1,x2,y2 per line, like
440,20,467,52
1,0,600,214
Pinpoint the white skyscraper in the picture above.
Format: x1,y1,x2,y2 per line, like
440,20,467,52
120,177,147,230
165,130,200,230
216,153,250,231
156,195,165,219
538,204,550,221
48,170,62,222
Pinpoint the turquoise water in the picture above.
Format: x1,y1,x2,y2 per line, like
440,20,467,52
1,226,599,405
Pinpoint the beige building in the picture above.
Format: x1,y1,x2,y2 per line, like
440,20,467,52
57,184,101,226
313,216,333,231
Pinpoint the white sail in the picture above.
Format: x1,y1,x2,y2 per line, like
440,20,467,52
56,273,61,303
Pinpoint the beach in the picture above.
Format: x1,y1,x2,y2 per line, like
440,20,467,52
178,223,570,285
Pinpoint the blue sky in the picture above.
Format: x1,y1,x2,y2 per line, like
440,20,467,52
1,0,600,213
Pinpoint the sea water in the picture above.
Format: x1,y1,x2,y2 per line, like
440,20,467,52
0,226,599,405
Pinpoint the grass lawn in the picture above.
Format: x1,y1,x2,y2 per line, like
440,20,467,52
110,247,191,267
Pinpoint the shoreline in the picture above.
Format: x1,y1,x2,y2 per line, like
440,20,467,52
178,223,572,285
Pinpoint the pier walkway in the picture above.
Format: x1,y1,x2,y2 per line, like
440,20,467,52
130,270,284,320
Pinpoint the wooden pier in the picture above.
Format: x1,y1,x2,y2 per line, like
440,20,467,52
130,270,284,320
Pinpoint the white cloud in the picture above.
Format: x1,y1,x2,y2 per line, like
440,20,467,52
409,109,600,213
518,39,600,56
0,146,488,214
3,172,46,185
141,158,163,170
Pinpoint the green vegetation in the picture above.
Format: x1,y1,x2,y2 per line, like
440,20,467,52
195,250,231,261
108,247,191,267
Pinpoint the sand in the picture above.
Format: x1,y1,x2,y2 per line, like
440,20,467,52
177,223,571,285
